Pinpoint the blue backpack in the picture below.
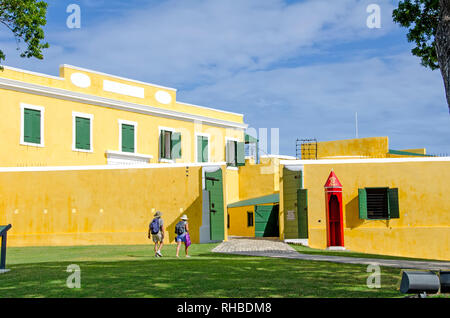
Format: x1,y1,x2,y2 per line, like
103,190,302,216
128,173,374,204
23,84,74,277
150,218,160,234
175,221,185,235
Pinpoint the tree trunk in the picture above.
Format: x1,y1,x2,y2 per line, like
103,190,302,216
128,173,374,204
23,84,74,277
436,0,450,113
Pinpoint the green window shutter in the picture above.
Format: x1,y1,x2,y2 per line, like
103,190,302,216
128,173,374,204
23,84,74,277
202,137,208,162
24,108,41,144
23,109,33,143
75,117,90,150
236,141,245,166
197,136,203,162
358,188,368,219
198,136,208,162
121,124,135,153
388,188,400,219
160,130,165,159
171,132,182,159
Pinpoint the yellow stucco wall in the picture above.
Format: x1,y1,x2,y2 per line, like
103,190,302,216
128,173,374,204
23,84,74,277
0,165,226,247
227,206,255,237
301,160,450,261
238,157,280,201
0,65,245,167
301,137,389,159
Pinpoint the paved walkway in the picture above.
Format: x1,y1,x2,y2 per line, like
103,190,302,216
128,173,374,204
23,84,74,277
212,237,450,271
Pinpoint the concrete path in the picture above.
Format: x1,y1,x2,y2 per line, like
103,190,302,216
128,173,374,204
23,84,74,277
212,237,450,271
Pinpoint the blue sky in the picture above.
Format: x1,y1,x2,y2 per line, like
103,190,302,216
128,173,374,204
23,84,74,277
1,0,449,156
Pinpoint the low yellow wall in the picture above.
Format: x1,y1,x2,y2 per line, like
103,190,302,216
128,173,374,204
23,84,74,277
227,206,255,237
302,160,450,261
238,157,279,201
302,137,389,159
0,166,215,247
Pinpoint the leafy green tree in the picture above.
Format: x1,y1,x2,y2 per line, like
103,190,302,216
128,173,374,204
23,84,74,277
393,0,450,112
0,0,49,70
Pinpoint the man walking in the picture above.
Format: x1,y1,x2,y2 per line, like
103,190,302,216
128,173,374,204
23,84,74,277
148,211,164,257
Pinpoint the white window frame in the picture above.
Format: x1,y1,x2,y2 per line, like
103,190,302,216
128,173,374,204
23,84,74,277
119,119,138,154
158,126,178,163
225,137,239,170
72,112,94,153
20,103,45,148
195,133,211,163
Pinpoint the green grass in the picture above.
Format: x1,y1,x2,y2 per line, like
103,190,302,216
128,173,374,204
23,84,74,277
0,243,408,298
290,244,446,262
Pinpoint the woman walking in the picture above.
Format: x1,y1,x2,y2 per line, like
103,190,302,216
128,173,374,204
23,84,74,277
175,215,190,258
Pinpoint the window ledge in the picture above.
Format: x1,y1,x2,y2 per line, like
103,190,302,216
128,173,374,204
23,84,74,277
106,150,153,164
159,158,175,163
20,141,44,148
226,166,239,171
73,148,93,153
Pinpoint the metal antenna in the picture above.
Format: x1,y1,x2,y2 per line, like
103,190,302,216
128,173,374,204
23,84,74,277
355,112,359,138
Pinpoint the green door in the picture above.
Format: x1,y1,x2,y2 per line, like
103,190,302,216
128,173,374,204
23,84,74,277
205,169,224,241
255,205,279,237
297,189,308,239
283,168,302,239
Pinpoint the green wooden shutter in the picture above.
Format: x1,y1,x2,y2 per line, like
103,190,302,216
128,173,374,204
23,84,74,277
388,188,400,219
160,130,165,158
171,132,181,159
23,109,33,143
75,117,90,150
358,188,368,219
202,137,208,162
121,124,135,153
31,109,41,144
297,189,308,239
24,108,41,144
236,141,245,166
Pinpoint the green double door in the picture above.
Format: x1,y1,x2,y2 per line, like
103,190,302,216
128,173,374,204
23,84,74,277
283,168,309,239
255,205,279,237
205,169,224,241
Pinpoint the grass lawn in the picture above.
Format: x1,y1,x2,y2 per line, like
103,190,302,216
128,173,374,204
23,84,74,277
0,243,408,298
290,244,447,262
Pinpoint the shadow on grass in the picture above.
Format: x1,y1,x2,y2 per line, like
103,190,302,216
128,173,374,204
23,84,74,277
0,252,403,298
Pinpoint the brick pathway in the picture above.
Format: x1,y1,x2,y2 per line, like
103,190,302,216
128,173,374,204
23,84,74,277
212,237,450,271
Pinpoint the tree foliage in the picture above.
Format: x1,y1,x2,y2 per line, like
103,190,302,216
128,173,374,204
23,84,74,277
0,0,49,68
393,0,450,112
393,0,440,70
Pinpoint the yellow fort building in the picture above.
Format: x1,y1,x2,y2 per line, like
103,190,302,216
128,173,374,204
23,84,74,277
0,65,448,261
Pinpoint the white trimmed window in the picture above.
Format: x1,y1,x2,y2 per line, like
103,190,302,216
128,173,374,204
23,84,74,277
159,127,182,161
119,120,137,153
196,133,210,163
20,103,45,147
72,112,93,152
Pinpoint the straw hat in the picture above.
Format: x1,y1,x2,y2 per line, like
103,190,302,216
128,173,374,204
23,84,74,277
181,214,188,220
154,211,162,218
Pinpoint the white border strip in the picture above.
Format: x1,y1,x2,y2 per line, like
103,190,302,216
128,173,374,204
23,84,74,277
281,157,450,165
0,77,248,130
0,162,227,173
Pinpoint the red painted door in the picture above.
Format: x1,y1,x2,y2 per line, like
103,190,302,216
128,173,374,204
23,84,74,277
328,195,342,246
